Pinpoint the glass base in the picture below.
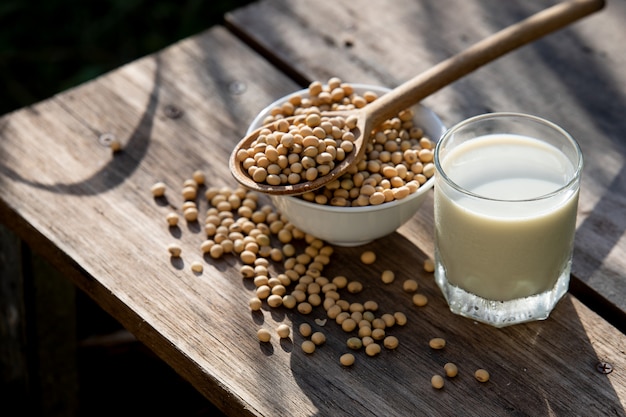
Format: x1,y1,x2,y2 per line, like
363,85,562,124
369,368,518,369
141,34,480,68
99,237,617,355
434,261,571,328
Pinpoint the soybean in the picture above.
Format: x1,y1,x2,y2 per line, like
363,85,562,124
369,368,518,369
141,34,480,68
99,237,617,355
412,293,428,307
332,275,348,289
402,279,419,292
346,337,363,350
361,336,375,347
299,323,312,337
190,261,203,273
474,368,490,383
346,281,363,294
151,182,166,197
383,336,399,350
166,212,179,226
423,258,435,273
341,318,357,333
267,294,283,308
431,375,445,390
357,326,372,339
297,302,313,315
311,332,326,345
365,343,381,357
209,244,224,259
167,243,182,257
192,170,205,185
301,340,316,354
109,138,122,152
381,313,395,327
240,250,257,265
381,270,395,284
360,250,376,264
249,297,262,311
276,324,291,339
257,328,271,343
240,265,255,278
182,186,197,200
371,328,385,341
393,312,408,326
282,294,297,309
340,353,356,367
429,337,446,350
444,362,458,378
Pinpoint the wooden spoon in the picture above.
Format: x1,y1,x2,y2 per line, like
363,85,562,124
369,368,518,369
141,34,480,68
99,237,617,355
230,0,605,195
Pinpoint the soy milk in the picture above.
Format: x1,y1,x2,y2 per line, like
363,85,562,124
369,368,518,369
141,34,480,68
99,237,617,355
434,134,579,301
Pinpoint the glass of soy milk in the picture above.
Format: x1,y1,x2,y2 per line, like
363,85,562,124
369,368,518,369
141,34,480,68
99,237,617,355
433,113,583,327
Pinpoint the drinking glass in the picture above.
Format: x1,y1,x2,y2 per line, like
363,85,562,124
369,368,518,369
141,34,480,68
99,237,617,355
433,113,583,327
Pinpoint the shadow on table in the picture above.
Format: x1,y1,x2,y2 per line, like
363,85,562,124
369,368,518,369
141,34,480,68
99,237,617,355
0,55,161,197
285,232,624,417
570,162,626,333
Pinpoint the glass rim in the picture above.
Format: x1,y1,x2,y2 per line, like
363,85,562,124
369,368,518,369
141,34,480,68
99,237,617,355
434,112,584,203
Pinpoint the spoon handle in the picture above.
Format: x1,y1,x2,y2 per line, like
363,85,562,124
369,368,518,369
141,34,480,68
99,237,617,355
365,0,605,128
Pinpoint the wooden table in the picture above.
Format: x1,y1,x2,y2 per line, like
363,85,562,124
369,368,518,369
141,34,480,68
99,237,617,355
1,0,625,415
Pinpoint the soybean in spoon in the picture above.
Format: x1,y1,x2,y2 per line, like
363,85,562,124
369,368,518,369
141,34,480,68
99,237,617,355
230,0,605,196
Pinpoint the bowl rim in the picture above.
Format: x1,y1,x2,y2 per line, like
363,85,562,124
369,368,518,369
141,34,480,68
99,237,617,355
270,186,428,213
250,83,446,212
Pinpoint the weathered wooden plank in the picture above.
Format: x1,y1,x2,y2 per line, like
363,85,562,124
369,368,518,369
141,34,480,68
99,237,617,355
226,0,626,325
0,16,625,417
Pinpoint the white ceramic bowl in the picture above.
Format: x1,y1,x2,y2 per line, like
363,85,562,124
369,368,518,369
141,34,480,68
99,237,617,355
246,84,446,246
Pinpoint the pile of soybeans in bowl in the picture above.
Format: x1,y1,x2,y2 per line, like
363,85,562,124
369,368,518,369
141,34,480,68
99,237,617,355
238,77,446,246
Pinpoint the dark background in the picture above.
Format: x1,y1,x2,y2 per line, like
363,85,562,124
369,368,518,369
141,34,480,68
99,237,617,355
0,0,255,116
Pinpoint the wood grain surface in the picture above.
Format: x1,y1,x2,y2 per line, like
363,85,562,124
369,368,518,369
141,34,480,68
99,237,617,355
0,0,625,416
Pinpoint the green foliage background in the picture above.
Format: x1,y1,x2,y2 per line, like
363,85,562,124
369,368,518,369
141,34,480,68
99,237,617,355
0,0,255,115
